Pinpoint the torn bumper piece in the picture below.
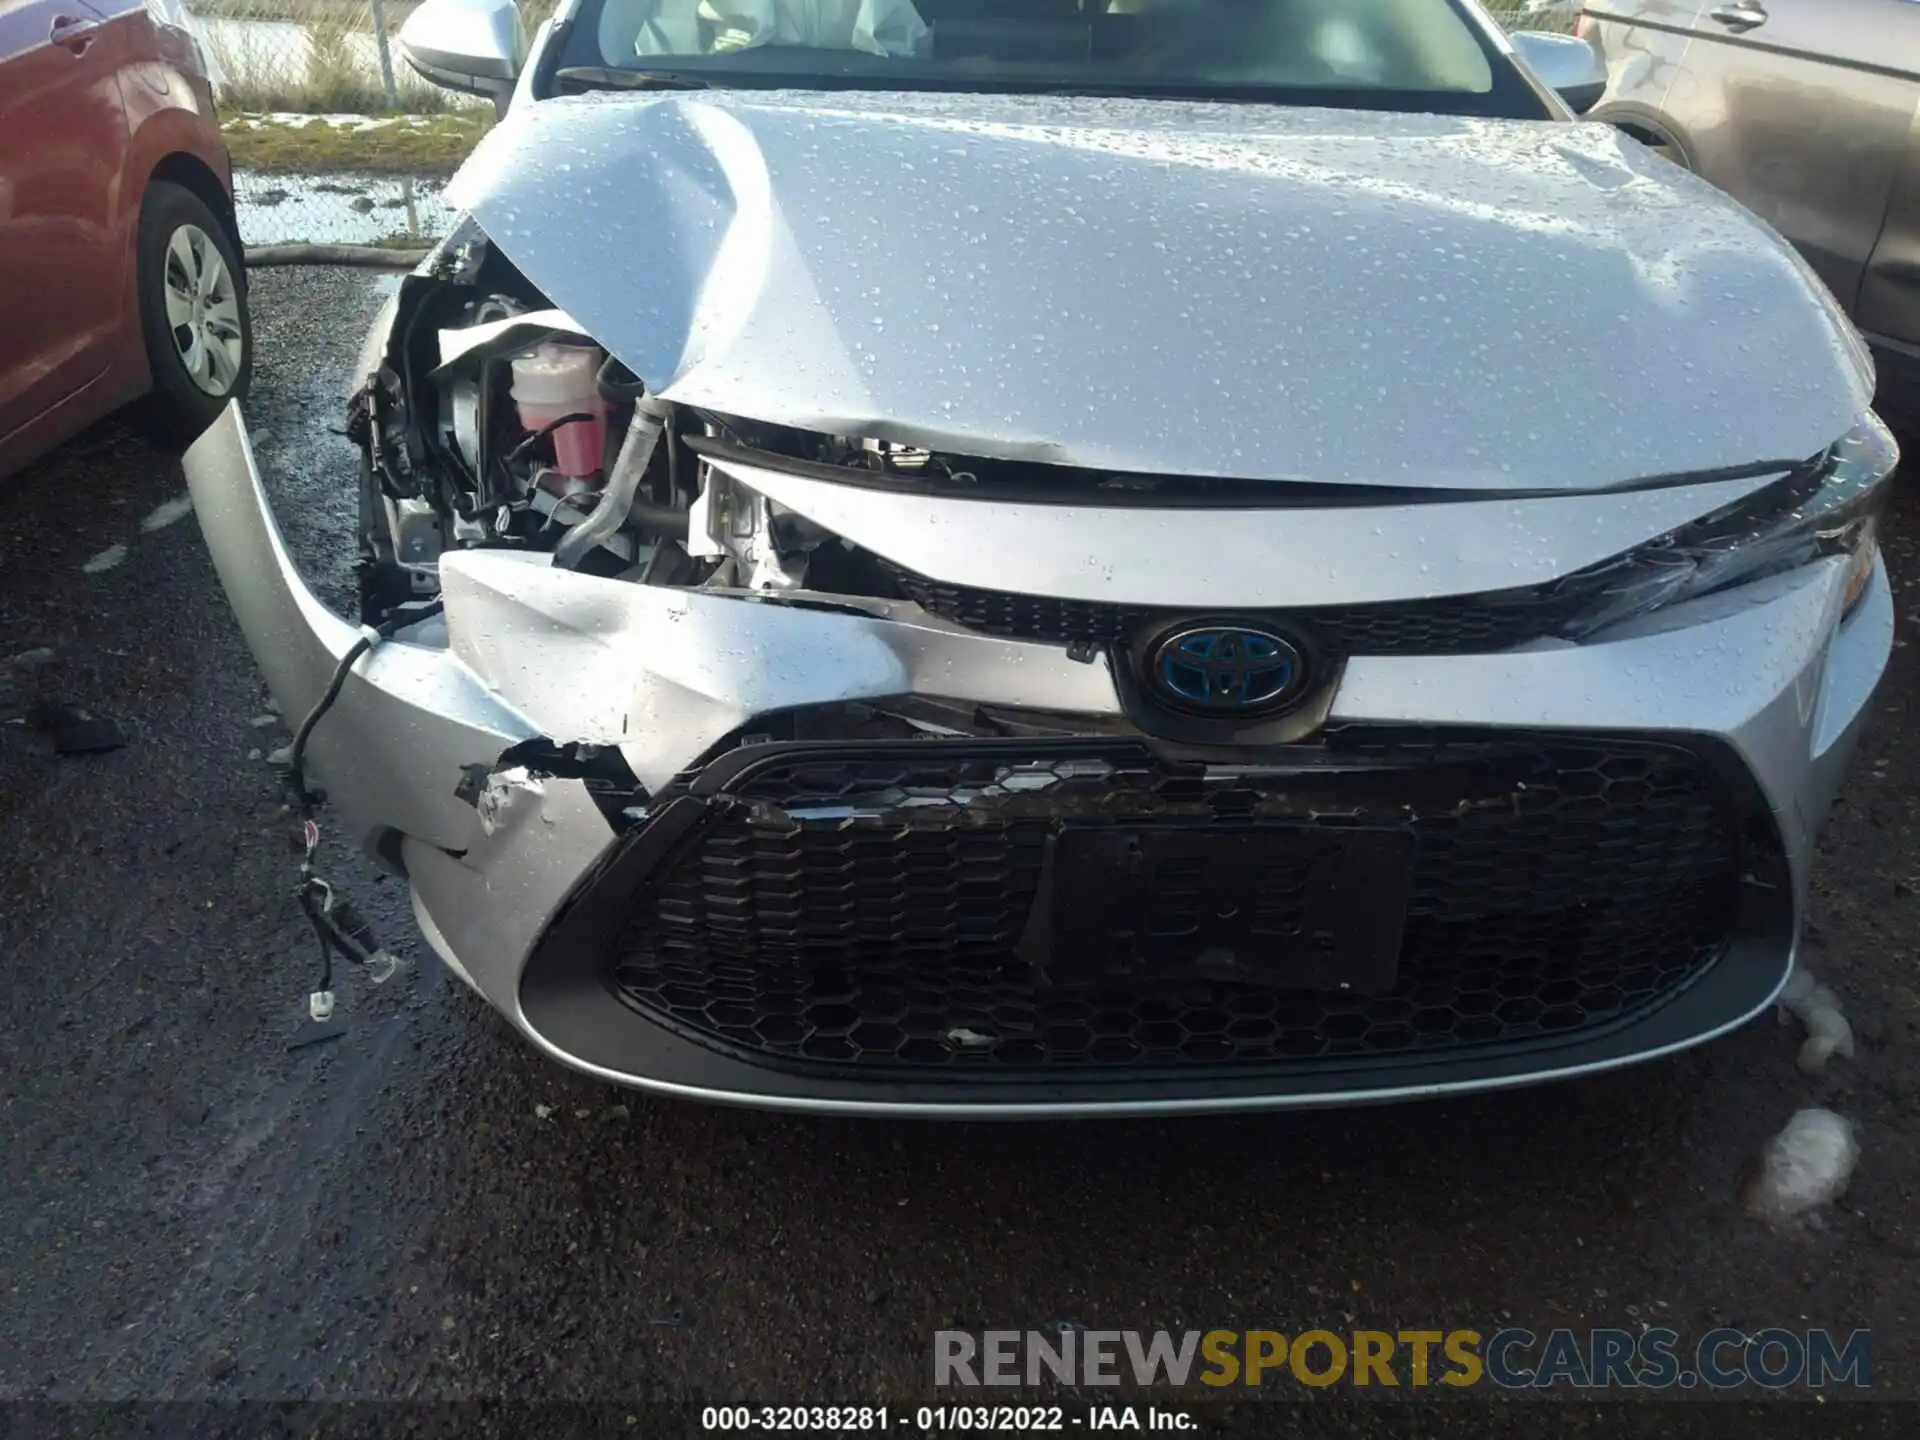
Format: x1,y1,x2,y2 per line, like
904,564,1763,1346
184,404,1893,1116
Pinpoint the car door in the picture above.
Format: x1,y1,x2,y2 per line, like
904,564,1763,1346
0,0,132,452
1663,0,1920,316
1854,8,1920,349
1583,0,1711,157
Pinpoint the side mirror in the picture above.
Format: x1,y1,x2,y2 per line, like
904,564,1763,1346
397,0,527,111
1511,30,1607,115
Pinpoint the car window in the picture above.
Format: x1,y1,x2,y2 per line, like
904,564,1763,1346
560,0,1516,103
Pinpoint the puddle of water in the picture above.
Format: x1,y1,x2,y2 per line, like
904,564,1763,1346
234,169,457,247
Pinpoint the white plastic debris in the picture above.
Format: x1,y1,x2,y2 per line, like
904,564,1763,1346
534,1103,555,1119
1778,966,1856,1073
82,544,127,574
249,713,279,729
945,1027,995,1048
364,949,399,985
476,766,544,836
1744,1109,1859,1226
139,495,194,532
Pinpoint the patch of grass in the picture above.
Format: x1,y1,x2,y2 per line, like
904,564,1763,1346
364,227,437,248
208,47,464,116
222,111,492,175
196,0,404,17
218,81,463,116
215,79,460,115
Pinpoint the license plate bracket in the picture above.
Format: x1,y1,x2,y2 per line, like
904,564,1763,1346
1016,825,1412,993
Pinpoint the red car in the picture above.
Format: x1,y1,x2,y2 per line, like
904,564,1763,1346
0,0,251,477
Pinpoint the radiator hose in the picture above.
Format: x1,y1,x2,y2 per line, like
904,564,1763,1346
554,395,671,569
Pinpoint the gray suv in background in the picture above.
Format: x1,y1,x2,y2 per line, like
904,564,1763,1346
1580,0,1920,412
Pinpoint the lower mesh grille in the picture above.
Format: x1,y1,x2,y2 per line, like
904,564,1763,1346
604,739,1740,1073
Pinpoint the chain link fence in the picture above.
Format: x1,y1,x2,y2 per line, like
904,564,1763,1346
197,0,559,110
196,0,454,112
192,0,475,250
213,0,1585,249
1484,1,1581,30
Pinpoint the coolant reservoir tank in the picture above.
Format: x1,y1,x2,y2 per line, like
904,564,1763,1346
510,342,606,478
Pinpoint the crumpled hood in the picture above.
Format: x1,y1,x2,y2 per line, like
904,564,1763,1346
448,89,1872,492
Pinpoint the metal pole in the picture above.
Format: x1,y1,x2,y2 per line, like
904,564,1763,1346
369,0,400,110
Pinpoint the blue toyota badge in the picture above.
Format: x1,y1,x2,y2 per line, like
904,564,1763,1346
1146,624,1307,716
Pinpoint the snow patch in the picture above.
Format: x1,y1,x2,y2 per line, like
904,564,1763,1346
237,112,438,133
1778,965,1855,1073
140,495,195,532
1744,1109,1859,1227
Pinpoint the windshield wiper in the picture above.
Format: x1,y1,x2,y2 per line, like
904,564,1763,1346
554,66,711,91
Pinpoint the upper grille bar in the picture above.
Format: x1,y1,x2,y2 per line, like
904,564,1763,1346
883,562,1595,655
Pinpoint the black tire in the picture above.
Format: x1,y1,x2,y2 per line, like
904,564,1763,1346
132,181,253,447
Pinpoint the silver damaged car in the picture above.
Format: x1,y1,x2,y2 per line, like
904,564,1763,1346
185,0,1898,1114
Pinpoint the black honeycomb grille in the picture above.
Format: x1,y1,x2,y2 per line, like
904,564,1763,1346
884,564,1593,655
604,740,1742,1075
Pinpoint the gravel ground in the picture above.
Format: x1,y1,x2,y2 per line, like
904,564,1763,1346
2,268,1918,1435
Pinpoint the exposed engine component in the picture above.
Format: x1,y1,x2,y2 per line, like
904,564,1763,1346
350,243,910,626
509,341,606,479
555,397,668,571
686,466,815,590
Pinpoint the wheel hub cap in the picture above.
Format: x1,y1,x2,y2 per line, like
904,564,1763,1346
163,223,243,398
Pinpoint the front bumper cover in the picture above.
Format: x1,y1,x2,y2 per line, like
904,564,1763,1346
184,403,1894,1115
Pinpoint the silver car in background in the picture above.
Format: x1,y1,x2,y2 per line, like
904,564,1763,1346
1581,0,1920,410
184,0,1895,1115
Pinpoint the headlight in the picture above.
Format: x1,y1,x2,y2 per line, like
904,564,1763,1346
1560,409,1897,638
1840,515,1880,616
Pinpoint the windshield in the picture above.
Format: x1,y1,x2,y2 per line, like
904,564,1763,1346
550,0,1543,115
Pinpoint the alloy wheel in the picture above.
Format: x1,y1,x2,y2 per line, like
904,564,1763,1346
162,223,245,398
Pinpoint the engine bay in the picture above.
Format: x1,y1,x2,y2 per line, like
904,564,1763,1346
346,228,1013,631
